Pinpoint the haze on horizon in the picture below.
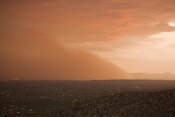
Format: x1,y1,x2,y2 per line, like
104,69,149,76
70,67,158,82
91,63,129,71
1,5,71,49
0,29,131,80
0,0,175,80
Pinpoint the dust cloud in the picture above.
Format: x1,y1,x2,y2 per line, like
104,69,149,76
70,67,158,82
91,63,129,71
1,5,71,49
0,29,131,80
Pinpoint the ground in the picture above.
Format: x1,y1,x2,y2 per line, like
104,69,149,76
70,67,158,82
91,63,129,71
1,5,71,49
0,80,175,116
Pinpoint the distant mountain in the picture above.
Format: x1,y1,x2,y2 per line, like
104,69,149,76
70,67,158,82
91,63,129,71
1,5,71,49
58,89,175,116
131,72,175,80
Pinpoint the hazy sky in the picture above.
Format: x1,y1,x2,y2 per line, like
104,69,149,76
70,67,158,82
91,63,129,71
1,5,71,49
0,29,131,80
0,0,175,80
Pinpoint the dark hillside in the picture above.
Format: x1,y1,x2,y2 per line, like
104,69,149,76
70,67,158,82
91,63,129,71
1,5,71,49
59,89,175,117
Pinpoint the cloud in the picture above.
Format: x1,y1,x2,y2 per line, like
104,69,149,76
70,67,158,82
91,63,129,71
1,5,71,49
1,0,175,75
65,39,143,52
65,41,114,52
0,29,131,80
1,0,175,43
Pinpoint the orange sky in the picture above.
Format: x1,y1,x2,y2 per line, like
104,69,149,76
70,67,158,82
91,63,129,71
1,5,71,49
0,29,131,80
0,0,175,80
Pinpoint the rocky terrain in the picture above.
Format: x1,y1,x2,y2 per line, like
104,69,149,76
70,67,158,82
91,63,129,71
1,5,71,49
58,89,175,117
1,80,175,116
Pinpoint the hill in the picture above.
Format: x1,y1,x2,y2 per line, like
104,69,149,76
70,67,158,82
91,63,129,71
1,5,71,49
59,89,175,117
131,72,175,80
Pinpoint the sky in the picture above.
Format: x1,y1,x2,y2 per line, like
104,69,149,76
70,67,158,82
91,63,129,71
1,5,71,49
0,0,175,80
0,28,131,80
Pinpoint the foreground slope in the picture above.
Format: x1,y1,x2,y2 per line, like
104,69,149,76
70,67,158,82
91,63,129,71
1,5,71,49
59,89,175,117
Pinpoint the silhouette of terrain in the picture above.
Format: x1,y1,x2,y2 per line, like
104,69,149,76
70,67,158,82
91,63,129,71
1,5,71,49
131,72,175,80
59,89,175,116
1,80,175,116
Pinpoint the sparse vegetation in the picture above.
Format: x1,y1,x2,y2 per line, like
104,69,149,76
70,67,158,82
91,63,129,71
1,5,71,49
59,89,175,116
0,80,175,116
